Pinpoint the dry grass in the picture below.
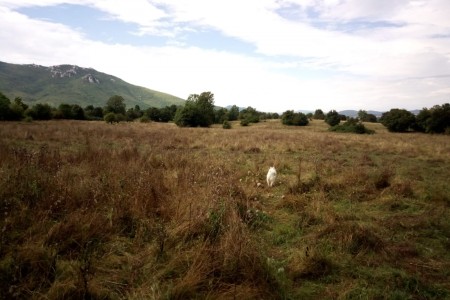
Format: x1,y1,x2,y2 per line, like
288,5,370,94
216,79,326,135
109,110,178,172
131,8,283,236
0,119,449,299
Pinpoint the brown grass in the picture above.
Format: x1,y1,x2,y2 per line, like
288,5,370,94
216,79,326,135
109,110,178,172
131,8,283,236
0,119,449,299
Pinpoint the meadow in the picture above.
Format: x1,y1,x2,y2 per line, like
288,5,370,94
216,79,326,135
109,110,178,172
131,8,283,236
0,119,449,299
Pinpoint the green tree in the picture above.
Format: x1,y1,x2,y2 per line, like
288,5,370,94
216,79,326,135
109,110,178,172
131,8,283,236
380,109,416,132
358,110,377,122
26,103,52,120
174,100,197,127
281,110,309,126
0,92,12,120
105,95,126,115
313,109,325,120
9,97,27,120
14,97,28,111
239,106,260,124
325,110,341,126
58,104,73,119
214,107,228,124
145,107,161,121
159,105,177,122
126,107,140,121
92,107,104,119
85,105,103,120
228,105,240,121
222,120,232,129
104,112,117,124
330,118,374,134
195,92,215,127
174,92,215,127
416,103,450,133
71,104,85,120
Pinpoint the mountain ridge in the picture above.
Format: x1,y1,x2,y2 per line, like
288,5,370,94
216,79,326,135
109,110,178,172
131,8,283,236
0,61,185,108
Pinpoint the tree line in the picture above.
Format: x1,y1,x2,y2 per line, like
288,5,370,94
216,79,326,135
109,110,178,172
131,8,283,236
282,106,450,134
0,92,279,125
1,91,448,134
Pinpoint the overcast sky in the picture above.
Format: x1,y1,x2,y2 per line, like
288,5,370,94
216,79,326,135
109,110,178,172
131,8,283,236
1,0,450,112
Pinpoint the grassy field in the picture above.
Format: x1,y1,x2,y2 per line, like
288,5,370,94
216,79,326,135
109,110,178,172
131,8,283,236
0,119,449,299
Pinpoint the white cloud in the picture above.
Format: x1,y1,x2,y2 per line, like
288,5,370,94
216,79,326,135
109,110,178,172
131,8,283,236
1,0,450,112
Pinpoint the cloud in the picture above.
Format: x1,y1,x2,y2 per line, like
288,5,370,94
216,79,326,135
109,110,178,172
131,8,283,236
1,0,450,112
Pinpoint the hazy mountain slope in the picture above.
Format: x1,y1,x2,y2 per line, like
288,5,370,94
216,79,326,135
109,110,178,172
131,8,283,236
0,61,185,108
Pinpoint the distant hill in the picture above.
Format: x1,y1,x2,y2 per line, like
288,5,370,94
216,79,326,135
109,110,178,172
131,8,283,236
0,61,185,108
339,109,422,118
339,110,384,118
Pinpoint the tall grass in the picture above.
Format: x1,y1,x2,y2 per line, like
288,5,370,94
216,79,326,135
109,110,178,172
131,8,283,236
0,119,449,299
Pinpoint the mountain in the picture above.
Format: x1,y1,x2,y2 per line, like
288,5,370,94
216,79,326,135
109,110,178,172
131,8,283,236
0,61,185,108
339,110,384,118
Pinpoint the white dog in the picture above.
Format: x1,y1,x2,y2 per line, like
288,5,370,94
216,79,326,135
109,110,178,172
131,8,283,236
266,166,277,187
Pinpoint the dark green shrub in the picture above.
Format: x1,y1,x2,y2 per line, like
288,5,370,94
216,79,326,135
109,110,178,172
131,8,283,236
330,118,374,134
222,120,232,129
380,109,416,132
416,103,450,133
104,112,117,124
281,110,309,126
325,110,341,126
240,119,250,126
174,92,215,127
140,115,150,123
313,109,325,120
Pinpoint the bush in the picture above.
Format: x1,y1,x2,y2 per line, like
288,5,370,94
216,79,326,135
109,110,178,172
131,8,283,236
140,115,150,123
330,118,374,134
174,92,215,127
416,103,450,133
240,119,250,126
325,110,341,126
281,110,309,126
313,109,325,120
239,106,260,124
380,109,416,132
25,103,53,120
104,112,117,124
222,120,232,129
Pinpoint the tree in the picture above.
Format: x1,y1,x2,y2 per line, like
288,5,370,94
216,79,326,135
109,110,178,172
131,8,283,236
126,107,140,121
174,92,215,127
239,106,260,124
325,110,341,126
222,120,232,129
358,110,377,122
9,97,27,120
71,104,85,120
159,105,177,122
329,118,374,134
105,95,126,115
145,107,161,121
0,92,12,120
416,103,450,133
313,109,325,120
214,108,228,124
380,109,416,132
104,112,117,124
174,100,197,127
58,104,73,119
195,92,215,127
85,105,103,120
281,110,309,126
26,103,52,120
228,105,240,121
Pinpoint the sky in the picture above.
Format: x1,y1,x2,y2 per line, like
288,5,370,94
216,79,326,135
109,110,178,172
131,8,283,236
1,0,450,112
